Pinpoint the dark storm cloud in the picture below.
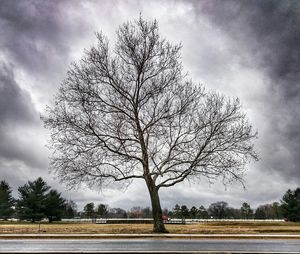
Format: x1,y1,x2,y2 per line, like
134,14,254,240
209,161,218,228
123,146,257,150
0,0,93,199
0,0,97,111
197,0,300,95
192,0,300,181
0,0,298,209
0,0,89,173
0,64,37,124
0,63,46,169
0,0,70,75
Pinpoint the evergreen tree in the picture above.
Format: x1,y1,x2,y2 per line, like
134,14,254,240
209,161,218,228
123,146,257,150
254,206,267,219
281,188,300,222
96,204,109,218
240,202,253,219
272,202,283,219
226,207,241,219
173,204,181,218
198,205,208,219
44,190,66,222
190,206,198,219
63,200,77,219
16,177,50,222
181,205,190,219
0,181,15,220
84,202,95,218
16,177,66,222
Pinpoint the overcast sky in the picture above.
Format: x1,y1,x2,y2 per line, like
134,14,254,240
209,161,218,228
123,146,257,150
0,0,299,211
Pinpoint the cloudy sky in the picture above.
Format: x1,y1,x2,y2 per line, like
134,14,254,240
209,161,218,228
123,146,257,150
0,0,299,211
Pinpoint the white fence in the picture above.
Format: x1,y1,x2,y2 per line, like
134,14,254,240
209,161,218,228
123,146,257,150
61,218,285,224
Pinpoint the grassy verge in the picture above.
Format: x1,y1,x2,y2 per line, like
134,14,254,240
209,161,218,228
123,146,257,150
1,221,300,235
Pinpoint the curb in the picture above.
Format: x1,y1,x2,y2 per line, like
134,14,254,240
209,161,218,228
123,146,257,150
1,234,300,239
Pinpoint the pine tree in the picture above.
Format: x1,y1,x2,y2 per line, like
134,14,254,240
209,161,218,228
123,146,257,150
63,200,77,219
84,202,95,218
190,206,198,219
97,204,109,218
0,181,15,220
240,202,253,219
16,177,50,222
16,178,67,222
281,188,300,222
44,190,66,222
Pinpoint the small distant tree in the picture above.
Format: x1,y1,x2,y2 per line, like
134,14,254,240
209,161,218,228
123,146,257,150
162,208,169,217
208,201,229,219
84,202,95,218
108,207,127,218
226,207,241,219
97,204,108,218
240,202,253,219
181,205,189,219
256,203,281,219
198,205,208,219
142,206,152,218
254,206,267,219
272,202,283,219
42,16,258,233
44,190,66,222
0,181,15,220
63,200,77,218
190,206,198,219
129,206,144,218
281,188,300,222
16,177,50,222
173,204,181,218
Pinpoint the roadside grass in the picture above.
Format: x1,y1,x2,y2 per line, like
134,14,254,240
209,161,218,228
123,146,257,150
1,221,300,235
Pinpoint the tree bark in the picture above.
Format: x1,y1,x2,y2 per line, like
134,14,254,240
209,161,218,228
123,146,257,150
146,179,168,233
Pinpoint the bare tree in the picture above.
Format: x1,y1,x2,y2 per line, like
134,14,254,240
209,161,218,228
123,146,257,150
208,201,229,219
42,17,258,233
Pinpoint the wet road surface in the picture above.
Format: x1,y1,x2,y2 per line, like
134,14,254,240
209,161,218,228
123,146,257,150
1,239,300,253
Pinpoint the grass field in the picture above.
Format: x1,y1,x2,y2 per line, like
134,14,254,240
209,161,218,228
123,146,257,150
0,221,300,235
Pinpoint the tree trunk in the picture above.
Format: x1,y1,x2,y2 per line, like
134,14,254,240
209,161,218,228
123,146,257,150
146,181,168,233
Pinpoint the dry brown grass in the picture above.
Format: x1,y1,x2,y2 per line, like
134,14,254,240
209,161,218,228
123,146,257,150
167,221,300,234
1,221,300,235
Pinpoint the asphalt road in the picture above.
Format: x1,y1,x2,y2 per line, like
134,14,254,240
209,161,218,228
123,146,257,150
0,239,300,253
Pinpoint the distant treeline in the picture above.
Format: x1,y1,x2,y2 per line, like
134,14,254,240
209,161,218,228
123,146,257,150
0,178,299,222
